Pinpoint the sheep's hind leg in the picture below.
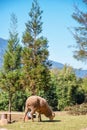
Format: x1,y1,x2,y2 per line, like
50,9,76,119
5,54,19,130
38,113,41,122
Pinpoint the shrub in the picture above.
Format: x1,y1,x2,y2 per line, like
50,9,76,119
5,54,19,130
67,103,87,115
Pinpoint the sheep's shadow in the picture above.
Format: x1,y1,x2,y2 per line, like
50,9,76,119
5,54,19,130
41,119,61,123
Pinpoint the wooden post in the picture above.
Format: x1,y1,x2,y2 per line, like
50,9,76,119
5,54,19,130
1,114,7,119
0,114,8,125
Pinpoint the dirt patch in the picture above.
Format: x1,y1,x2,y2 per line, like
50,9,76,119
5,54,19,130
81,128,87,130
11,113,24,122
0,112,24,122
0,128,8,130
55,111,68,116
0,111,68,122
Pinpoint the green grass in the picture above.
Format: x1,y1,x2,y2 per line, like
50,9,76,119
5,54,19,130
1,113,87,130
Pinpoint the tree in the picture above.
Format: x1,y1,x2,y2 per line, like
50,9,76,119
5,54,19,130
22,0,51,96
52,66,85,110
71,1,87,62
0,13,22,122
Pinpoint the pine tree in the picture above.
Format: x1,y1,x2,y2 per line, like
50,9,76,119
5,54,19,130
0,13,22,122
71,2,87,62
22,0,51,95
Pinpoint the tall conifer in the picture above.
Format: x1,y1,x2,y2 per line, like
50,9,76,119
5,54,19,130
0,13,21,122
22,0,51,95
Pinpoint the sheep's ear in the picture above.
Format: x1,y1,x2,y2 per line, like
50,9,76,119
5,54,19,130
52,112,55,117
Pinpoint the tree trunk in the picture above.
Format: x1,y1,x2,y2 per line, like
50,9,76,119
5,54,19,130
8,97,11,123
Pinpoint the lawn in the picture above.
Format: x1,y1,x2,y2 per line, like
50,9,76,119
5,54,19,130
0,112,87,130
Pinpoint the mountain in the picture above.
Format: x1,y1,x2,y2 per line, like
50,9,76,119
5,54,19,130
74,69,87,78
0,38,8,67
50,60,64,69
0,38,87,78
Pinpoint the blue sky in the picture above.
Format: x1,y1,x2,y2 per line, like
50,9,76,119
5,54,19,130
0,0,87,69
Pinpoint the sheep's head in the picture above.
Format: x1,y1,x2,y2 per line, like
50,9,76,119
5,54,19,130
49,112,55,120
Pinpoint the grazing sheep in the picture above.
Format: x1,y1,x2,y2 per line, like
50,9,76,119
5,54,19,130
24,95,55,122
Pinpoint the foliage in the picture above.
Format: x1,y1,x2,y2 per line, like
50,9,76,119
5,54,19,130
0,89,28,111
22,0,51,95
46,85,58,111
51,65,85,110
46,70,58,110
71,1,87,62
12,91,27,111
0,92,8,110
82,77,87,102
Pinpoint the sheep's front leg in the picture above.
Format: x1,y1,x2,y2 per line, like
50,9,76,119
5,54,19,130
24,107,29,122
30,109,36,122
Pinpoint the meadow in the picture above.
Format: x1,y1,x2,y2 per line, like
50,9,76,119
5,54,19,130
0,112,87,130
